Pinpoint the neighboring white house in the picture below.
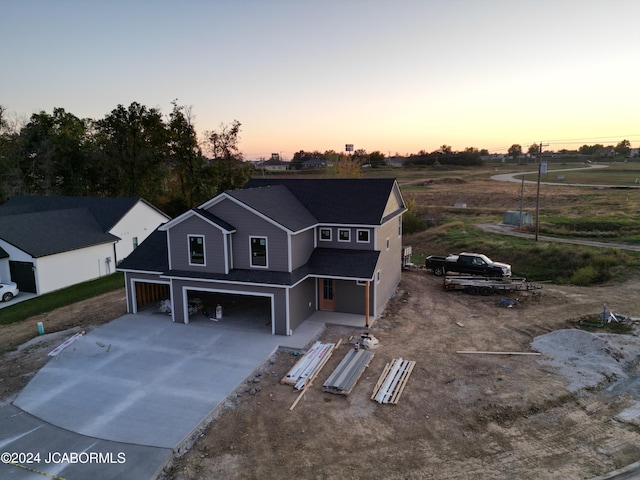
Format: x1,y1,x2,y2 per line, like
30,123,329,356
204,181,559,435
0,196,169,295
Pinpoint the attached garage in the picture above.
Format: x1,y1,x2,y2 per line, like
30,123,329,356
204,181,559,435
134,281,170,311
182,288,274,332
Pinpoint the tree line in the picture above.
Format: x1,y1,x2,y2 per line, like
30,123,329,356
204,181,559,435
0,102,252,216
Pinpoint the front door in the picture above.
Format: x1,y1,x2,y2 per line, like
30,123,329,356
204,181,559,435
319,279,336,311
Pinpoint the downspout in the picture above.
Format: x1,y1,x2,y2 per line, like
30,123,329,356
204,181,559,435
365,280,370,327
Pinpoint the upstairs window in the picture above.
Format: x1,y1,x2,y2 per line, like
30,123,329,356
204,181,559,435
357,229,370,243
338,229,350,242
189,235,205,265
320,228,332,241
250,236,268,267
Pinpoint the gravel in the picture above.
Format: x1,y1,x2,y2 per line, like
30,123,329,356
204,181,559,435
531,328,640,393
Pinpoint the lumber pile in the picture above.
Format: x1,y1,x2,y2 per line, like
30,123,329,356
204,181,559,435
323,349,374,396
371,357,415,405
282,341,338,391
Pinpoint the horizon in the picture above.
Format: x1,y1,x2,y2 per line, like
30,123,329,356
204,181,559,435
2,1,639,159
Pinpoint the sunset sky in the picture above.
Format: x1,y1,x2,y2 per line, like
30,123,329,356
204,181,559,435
2,0,639,159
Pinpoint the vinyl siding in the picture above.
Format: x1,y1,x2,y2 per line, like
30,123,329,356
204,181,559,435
374,214,403,315
167,215,226,273
206,198,289,271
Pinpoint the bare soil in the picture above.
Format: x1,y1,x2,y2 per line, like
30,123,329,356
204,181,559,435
3,275,640,479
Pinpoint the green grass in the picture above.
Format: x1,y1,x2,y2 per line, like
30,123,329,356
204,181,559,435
0,273,124,326
405,221,640,285
519,164,640,186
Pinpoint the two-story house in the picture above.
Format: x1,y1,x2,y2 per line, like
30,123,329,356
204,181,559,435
118,178,406,335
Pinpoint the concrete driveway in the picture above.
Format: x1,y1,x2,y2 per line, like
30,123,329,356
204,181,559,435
1,313,323,479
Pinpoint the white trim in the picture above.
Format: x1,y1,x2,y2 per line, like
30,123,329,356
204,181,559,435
287,233,292,272
223,232,230,274
319,228,332,242
181,285,276,335
166,231,172,270
188,234,206,266
159,208,235,233
356,229,370,243
204,193,295,234
128,278,170,314
338,228,351,242
285,288,290,335
249,235,269,268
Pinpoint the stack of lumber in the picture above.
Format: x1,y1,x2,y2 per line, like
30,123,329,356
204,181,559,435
371,357,416,405
282,341,338,391
323,349,374,396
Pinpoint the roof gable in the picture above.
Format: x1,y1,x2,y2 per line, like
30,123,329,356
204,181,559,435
158,208,236,233
243,178,404,225
224,185,316,232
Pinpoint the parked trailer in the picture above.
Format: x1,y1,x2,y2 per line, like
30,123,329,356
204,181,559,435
443,275,540,295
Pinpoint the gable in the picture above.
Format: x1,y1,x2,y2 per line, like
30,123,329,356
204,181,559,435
243,178,402,225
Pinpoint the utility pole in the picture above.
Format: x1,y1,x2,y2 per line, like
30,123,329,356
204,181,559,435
534,141,549,242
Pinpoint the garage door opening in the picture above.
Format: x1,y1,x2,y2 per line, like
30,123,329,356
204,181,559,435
135,282,170,312
185,290,273,332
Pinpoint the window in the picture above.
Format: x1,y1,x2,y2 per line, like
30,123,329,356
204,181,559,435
376,270,381,284
189,235,205,265
320,228,332,241
398,216,402,236
357,229,370,243
250,236,267,267
132,237,138,250
338,229,350,242
386,238,390,250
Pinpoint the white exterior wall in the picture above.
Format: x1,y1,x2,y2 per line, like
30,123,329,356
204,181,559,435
35,243,116,294
109,201,169,264
0,239,30,282
0,258,9,283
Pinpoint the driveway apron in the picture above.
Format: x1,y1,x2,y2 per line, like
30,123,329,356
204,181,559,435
1,313,322,479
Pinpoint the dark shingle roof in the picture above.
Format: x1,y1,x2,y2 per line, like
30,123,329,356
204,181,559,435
0,208,119,257
243,178,400,225
193,208,236,232
131,246,377,285
0,195,162,232
226,185,316,231
118,228,169,272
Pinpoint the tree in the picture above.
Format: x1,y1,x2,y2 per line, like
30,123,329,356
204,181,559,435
95,102,169,199
508,144,522,158
369,151,386,167
615,139,631,157
166,101,205,211
528,143,540,156
203,120,252,194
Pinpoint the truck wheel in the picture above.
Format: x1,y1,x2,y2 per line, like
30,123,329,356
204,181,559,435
468,286,479,295
433,265,446,276
480,286,492,296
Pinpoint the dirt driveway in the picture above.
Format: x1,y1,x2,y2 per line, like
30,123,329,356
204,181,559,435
167,271,640,480
3,273,640,479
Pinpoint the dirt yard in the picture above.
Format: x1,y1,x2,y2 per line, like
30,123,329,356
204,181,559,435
2,273,640,479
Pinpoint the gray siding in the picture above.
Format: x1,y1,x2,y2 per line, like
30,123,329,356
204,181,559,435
374,214,403,315
207,199,289,271
334,279,373,315
168,215,226,274
290,229,315,269
288,278,316,331
316,226,375,250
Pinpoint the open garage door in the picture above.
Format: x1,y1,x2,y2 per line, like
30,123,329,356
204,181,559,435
134,281,170,311
185,290,273,332
10,261,37,293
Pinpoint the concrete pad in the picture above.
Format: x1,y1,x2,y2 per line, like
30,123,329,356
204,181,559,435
0,404,170,480
13,313,323,449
